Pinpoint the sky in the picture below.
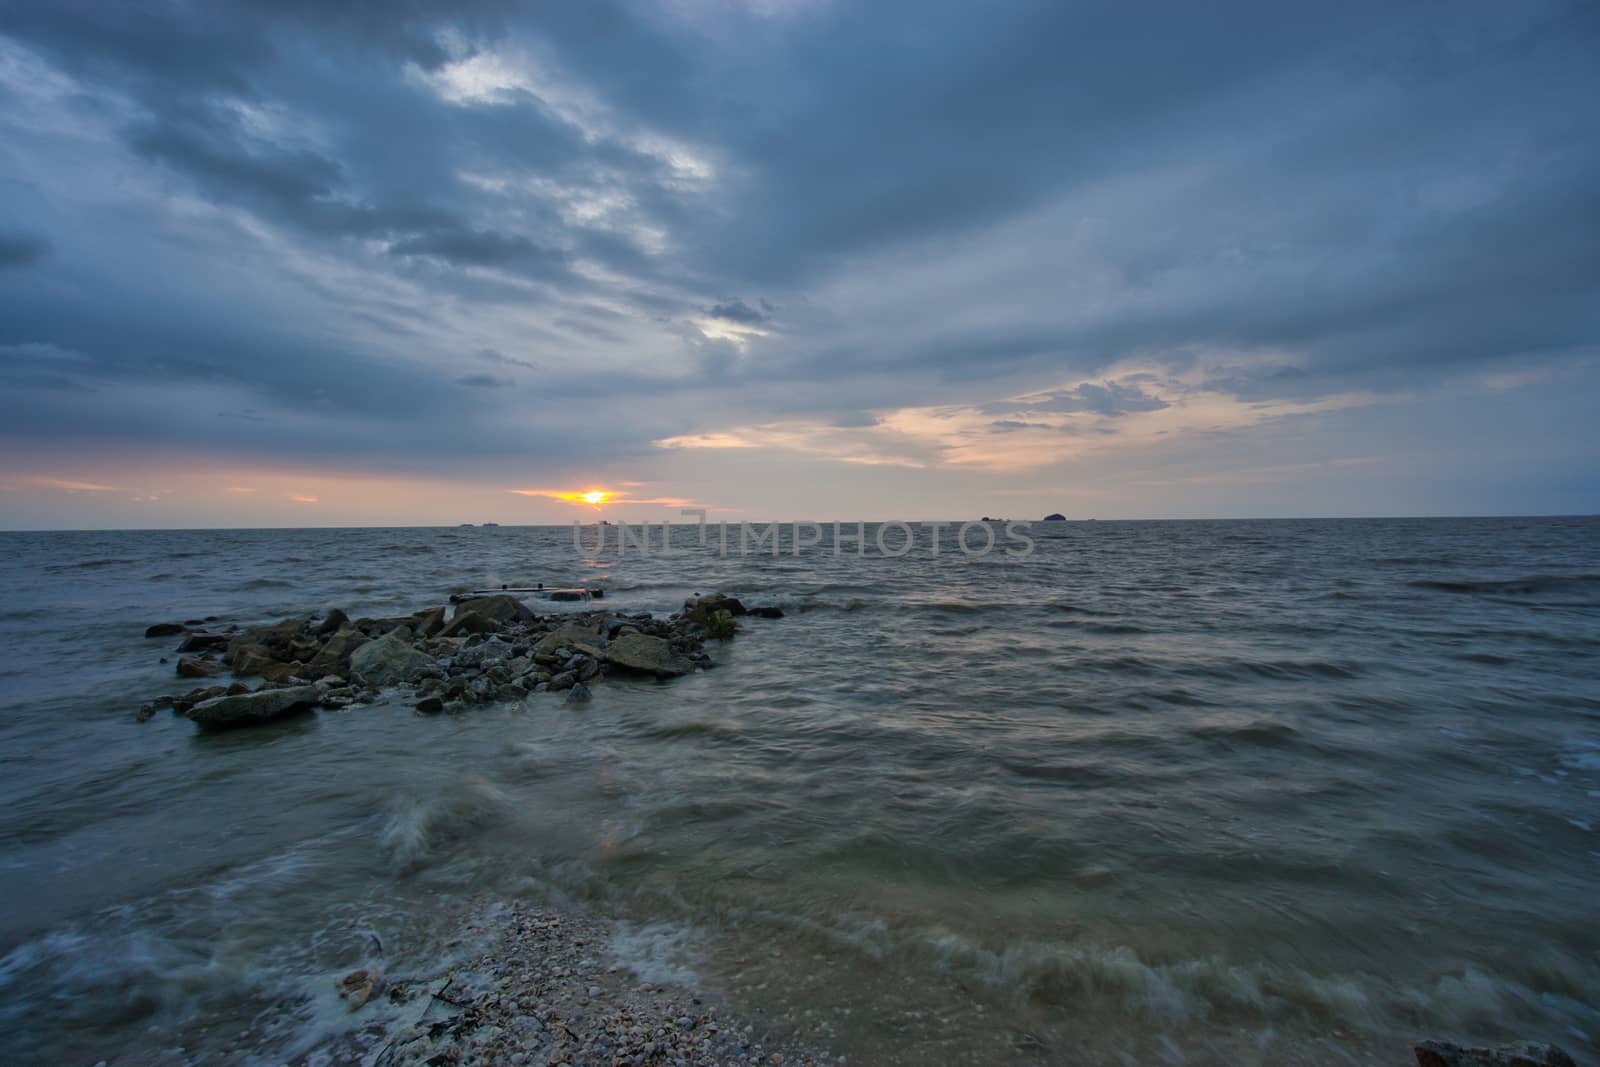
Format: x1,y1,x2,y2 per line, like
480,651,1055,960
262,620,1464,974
1,1,1597,529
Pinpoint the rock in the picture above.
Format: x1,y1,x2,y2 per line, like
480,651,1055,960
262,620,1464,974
747,606,785,619
604,633,695,678
549,670,577,691
186,685,320,729
144,623,186,637
336,967,380,1011
1043,512,1066,521
313,608,349,636
451,594,533,626
536,621,604,658
225,616,310,663
455,637,513,669
439,608,501,638
306,627,368,675
415,696,445,714
686,593,747,618
175,656,224,678
411,605,447,638
348,631,432,685
257,660,307,684
230,646,283,678
1414,1041,1577,1067
565,683,592,705
176,632,229,653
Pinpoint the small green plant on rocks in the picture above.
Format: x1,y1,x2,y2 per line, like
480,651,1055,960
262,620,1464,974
704,609,737,641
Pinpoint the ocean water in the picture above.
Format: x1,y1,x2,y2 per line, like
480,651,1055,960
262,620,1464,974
0,518,1596,1065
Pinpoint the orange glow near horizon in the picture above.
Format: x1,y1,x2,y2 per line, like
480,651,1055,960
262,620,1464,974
511,487,616,508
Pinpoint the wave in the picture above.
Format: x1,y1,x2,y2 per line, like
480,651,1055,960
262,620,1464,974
1179,658,1362,682
44,557,137,572
1408,574,1600,597
377,776,513,871
235,577,295,590
1186,719,1301,747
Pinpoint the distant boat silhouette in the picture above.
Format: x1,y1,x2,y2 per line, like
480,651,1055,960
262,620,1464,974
1043,513,1066,521
482,522,500,527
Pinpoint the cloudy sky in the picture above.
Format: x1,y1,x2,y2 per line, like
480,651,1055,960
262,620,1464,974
1,1,1596,528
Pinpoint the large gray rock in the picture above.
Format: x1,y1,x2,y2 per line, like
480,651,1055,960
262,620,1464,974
306,626,369,676
535,621,604,658
187,686,320,728
603,632,695,678
454,637,513,669
448,595,531,627
1415,1041,1577,1067
411,605,447,639
225,616,311,664
348,631,432,684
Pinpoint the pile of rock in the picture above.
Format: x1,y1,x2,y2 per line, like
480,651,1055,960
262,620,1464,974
138,592,784,730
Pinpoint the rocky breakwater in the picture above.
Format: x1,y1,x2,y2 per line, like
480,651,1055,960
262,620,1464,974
137,593,782,730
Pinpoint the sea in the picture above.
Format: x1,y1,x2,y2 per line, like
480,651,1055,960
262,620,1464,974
0,518,1596,1065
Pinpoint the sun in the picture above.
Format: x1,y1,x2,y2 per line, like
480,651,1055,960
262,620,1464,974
581,490,608,505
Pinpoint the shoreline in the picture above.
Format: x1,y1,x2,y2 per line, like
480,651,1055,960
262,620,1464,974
307,898,836,1067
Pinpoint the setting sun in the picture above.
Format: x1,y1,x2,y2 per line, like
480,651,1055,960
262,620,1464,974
582,491,608,505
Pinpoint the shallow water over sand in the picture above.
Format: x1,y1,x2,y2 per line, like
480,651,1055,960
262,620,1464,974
1,518,1597,1064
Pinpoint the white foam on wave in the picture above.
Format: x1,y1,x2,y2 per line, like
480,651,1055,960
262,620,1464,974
608,918,704,988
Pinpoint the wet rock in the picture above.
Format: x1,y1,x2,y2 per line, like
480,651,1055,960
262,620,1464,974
747,606,785,619
604,633,694,678
549,670,577,691
455,637,513,669
314,608,349,636
450,594,533,627
439,608,502,638
684,593,747,623
186,685,320,729
349,630,432,685
176,632,230,653
229,645,282,678
535,621,604,658
225,616,310,664
415,696,445,714
1414,1041,1577,1067
175,656,224,678
306,626,368,676
144,622,186,637
135,696,173,722
257,660,307,684
411,605,447,639
337,967,381,1011
565,682,592,705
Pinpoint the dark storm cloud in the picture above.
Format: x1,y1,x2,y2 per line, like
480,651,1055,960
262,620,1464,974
454,372,512,388
387,228,570,277
705,299,770,326
0,230,50,268
0,0,1596,490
